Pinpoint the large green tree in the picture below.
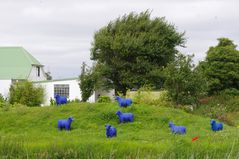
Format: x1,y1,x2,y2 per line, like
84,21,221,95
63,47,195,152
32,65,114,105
200,38,239,95
91,11,185,95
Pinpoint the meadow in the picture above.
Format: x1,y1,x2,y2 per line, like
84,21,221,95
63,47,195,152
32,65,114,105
0,102,239,159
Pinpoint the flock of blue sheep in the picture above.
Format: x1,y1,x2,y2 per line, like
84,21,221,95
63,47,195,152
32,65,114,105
55,94,224,138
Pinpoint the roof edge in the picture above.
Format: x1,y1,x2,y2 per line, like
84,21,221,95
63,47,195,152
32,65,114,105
33,77,79,84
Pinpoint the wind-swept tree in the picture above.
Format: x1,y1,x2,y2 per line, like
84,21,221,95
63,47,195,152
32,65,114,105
91,11,185,95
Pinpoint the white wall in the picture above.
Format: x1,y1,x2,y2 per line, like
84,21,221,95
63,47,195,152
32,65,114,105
34,78,115,106
28,65,47,81
87,91,96,103
0,80,12,98
34,79,80,105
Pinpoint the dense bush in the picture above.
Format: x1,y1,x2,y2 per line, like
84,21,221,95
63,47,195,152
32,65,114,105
97,96,111,103
163,53,207,105
219,88,239,96
0,94,5,103
9,81,44,107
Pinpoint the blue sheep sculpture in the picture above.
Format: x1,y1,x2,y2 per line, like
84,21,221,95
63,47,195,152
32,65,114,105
58,117,74,131
116,110,134,123
105,124,117,138
169,121,186,134
210,119,223,131
115,96,132,107
55,94,67,106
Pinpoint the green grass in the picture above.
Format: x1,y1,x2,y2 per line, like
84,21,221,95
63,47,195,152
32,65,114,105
0,102,239,158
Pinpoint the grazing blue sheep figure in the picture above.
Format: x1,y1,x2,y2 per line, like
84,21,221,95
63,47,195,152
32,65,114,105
210,119,223,131
55,94,67,106
116,110,134,123
58,117,74,131
105,124,117,138
169,121,186,134
115,96,132,107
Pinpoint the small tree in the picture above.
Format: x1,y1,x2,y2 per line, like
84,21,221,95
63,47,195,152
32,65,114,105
164,53,207,105
79,62,95,102
79,62,113,102
0,93,5,103
9,81,44,106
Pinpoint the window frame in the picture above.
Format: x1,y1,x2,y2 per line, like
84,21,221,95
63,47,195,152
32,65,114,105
54,84,70,98
36,66,40,77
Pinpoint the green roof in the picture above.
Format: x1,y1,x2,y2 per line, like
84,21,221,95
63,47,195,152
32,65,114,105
0,47,43,80
33,77,79,84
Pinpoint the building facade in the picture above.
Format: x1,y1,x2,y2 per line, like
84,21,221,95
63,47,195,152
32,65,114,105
0,47,114,105
0,47,47,98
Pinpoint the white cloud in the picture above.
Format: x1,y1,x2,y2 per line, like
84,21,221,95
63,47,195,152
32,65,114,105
0,0,239,78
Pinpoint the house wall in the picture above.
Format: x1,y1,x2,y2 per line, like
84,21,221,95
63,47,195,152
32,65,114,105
94,89,115,102
0,80,12,98
28,66,47,81
34,79,80,105
87,91,96,103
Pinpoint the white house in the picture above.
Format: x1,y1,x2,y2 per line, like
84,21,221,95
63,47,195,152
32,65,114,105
0,47,115,105
0,47,47,97
33,78,115,105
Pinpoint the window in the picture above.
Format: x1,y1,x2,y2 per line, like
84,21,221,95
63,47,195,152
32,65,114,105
54,84,70,98
37,66,40,77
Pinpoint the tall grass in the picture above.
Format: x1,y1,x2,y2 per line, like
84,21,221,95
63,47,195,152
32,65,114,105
0,102,239,158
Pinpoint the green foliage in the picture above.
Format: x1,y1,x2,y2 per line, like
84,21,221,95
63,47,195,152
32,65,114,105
163,53,207,105
9,81,44,107
50,97,56,106
91,10,185,95
0,94,5,103
219,88,239,96
68,98,81,103
0,102,13,111
199,38,239,95
79,62,95,102
80,62,113,102
97,96,111,103
195,95,239,126
127,85,172,107
0,102,238,158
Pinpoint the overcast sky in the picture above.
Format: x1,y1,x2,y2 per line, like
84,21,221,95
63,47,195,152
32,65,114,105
0,0,238,79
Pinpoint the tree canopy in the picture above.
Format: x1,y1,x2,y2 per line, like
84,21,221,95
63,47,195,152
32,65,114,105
164,53,207,104
200,38,239,95
90,11,185,94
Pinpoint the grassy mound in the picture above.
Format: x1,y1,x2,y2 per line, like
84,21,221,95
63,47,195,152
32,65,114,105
0,102,238,158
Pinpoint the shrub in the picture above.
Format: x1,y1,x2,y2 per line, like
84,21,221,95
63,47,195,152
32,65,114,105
9,81,44,107
68,98,81,104
163,53,207,105
126,85,172,107
50,97,56,106
219,88,239,96
0,94,5,103
97,96,111,103
0,102,14,111
194,95,239,126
